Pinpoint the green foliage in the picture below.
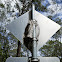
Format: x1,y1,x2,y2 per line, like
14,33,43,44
9,49,17,56
0,10,6,22
0,4,4,8
8,32,18,40
18,0,47,15
0,43,2,57
48,15,52,20
41,40,62,59
53,19,62,40
32,0,47,11
0,36,9,62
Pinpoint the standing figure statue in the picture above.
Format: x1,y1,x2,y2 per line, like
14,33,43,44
23,20,40,53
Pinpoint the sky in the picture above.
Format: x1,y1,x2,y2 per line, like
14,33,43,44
1,0,62,19
41,0,62,19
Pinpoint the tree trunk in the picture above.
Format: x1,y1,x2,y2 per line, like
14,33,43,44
16,41,21,57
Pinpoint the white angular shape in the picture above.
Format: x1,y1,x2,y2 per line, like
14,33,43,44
38,57,60,62
6,10,61,51
34,11,61,51
6,57,28,62
6,57,60,62
6,11,30,43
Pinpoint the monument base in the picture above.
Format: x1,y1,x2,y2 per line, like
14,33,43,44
6,57,60,62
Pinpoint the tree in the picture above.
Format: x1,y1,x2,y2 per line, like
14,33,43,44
40,40,62,60
0,0,18,61
0,33,9,62
52,19,62,41
16,41,21,57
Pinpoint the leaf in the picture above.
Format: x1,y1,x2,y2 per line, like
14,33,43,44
0,4,4,8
